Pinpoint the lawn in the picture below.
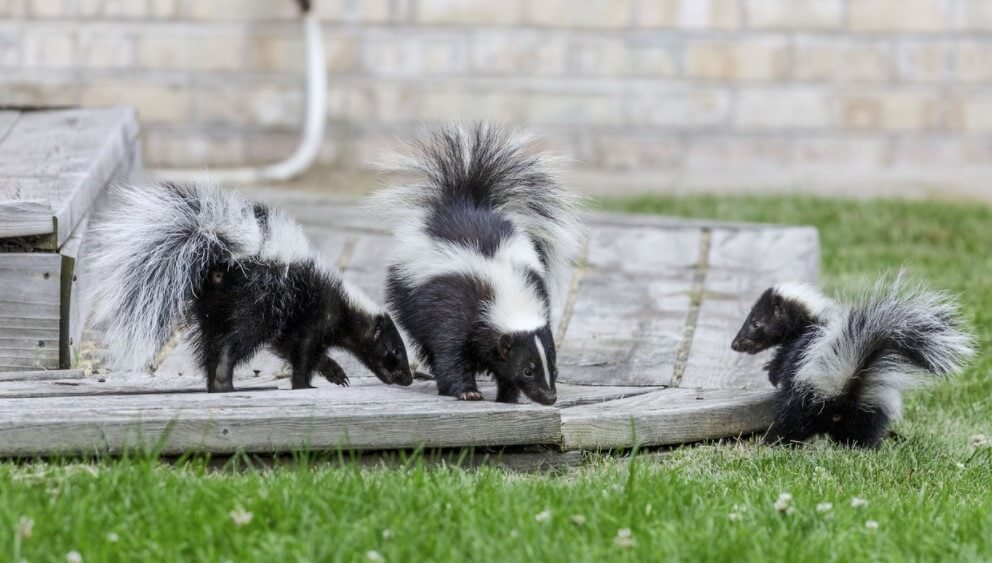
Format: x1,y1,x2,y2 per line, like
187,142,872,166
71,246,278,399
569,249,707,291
2,195,991,562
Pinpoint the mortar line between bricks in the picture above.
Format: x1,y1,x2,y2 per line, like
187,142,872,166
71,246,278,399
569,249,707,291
555,240,590,347
670,227,712,388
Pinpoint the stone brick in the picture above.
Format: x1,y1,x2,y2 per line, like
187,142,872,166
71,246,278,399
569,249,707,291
953,97,992,132
524,93,624,125
955,0,992,30
22,30,75,68
746,0,842,29
794,137,889,170
951,41,992,83
849,0,950,32
684,38,790,81
247,32,304,73
0,78,79,105
793,38,895,82
627,87,732,126
27,0,68,17
185,0,296,20
419,88,525,122
81,81,192,123
471,32,567,75
76,29,131,68
418,0,521,25
734,89,831,129
529,0,632,28
196,84,302,127
0,0,25,16
143,128,246,167
840,91,943,130
316,0,395,23
0,27,21,67
136,30,246,71
636,0,742,30
149,0,175,18
78,0,147,18
324,33,360,73
586,135,684,171
685,136,795,169
897,41,951,82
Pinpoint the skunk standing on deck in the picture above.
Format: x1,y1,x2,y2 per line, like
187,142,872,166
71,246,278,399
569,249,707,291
731,277,974,447
372,124,584,405
88,181,413,392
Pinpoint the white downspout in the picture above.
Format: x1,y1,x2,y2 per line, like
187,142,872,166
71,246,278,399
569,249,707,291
151,4,327,184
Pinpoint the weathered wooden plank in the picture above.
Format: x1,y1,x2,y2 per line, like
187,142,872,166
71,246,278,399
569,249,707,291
0,253,62,370
560,387,775,450
0,107,139,245
679,227,820,390
0,111,19,143
0,197,52,238
0,369,84,382
0,386,561,456
556,226,701,386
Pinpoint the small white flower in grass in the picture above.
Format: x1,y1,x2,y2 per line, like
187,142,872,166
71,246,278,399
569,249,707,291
971,435,990,449
614,528,636,549
816,502,833,513
17,516,33,539
570,514,587,526
728,512,742,522
106,532,120,543
381,528,394,541
851,497,869,509
230,507,253,527
534,510,552,523
774,492,793,514
956,462,967,470
509,529,519,539
866,520,879,531
66,551,83,563
364,550,384,563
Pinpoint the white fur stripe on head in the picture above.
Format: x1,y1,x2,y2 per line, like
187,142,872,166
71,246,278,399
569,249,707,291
534,334,550,383
773,282,836,319
341,279,385,316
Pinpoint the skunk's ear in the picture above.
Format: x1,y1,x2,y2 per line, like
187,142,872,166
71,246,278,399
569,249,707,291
773,303,784,318
496,334,513,360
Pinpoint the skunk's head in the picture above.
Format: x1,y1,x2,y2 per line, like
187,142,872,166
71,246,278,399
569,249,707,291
732,284,827,354
492,327,557,405
354,314,414,386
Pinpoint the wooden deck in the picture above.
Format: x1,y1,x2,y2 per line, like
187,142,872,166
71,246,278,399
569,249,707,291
0,191,819,456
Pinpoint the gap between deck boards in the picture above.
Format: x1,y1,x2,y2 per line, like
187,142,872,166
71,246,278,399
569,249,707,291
670,228,712,388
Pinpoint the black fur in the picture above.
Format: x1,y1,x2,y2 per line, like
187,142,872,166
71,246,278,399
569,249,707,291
192,259,412,392
732,283,972,448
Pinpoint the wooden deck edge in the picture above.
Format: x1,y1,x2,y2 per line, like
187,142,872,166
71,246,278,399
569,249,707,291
559,389,775,451
0,369,84,382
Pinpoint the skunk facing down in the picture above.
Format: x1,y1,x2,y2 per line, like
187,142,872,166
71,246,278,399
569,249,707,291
88,181,413,392
372,124,584,405
732,278,975,447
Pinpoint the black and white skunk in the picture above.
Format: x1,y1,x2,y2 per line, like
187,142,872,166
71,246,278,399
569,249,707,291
88,181,413,392
372,124,584,405
732,278,975,447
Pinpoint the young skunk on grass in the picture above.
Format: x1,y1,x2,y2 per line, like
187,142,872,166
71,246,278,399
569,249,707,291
88,181,413,392
732,277,975,447
372,124,584,405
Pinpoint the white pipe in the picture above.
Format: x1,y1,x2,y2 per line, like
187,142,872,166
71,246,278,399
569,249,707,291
150,11,327,184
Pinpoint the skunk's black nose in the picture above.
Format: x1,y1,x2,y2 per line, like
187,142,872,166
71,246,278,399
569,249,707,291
731,338,748,353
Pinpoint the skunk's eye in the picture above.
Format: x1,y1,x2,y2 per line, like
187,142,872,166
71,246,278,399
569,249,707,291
523,368,534,378
751,320,761,329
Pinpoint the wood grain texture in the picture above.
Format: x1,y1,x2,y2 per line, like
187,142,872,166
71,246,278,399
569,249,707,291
0,198,52,238
0,107,139,245
560,387,775,450
0,385,561,456
0,369,83,382
0,111,19,143
679,227,820,390
0,254,62,370
556,226,701,386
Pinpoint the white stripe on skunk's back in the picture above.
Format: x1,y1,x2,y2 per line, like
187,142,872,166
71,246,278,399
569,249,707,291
390,218,549,333
260,209,313,264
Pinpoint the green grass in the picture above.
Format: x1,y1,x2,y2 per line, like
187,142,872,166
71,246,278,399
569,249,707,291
3,195,991,562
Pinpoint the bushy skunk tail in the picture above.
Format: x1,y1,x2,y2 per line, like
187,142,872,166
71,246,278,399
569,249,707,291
88,182,266,369
795,275,975,415
372,123,585,303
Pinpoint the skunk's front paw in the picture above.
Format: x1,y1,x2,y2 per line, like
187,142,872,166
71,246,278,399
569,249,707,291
458,391,484,401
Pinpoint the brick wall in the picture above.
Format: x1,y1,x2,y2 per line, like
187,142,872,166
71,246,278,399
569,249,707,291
2,0,992,194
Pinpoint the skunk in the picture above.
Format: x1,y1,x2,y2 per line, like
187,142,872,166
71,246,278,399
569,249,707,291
372,124,584,405
88,181,413,392
732,278,974,447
